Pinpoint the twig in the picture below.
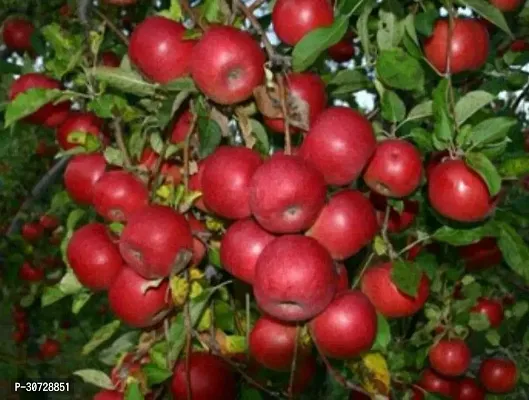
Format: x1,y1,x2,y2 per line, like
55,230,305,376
150,140,170,200
352,251,375,289
112,118,132,168
245,292,251,356
511,83,529,112
381,204,397,260
93,9,129,46
183,105,198,193
367,107,379,121
184,270,193,400
287,325,301,398
249,0,267,12
277,74,292,155
179,0,208,31
397,236,431,257
445,4,460,154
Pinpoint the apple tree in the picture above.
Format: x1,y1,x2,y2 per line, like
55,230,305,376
1,0,529,399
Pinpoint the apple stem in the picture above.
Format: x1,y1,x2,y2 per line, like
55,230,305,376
93,8,129,46
112,118,132,168
287,325,301,398
277,74,292,155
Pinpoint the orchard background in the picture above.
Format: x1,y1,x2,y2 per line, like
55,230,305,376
1,0,529,399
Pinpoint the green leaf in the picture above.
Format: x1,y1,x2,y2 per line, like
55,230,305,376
465,153,501,196
376,48,425,91
82,320,121,355
103,147,125,167
390,260,421,297
41,285,69,307
454,91,495,127
432,79,454,148
125,381,143,400
432,222,497,246
457,0,512,37
485,330,501,346
356,3,374,60
158,0,183,21
328,69,371,88
5,88,63,128
512,301,529,318
499,156,529,178
292,16,349,72
92,67,157,96
250,119,270,155
198,117,222,158
0,59,22,74
73,369,113,389
371,313,391,352
240,385,265,400
88,94,140,121
406,101,432,122
403,14,419,46
469,312,490,331
381,90,406,122
161,77,197,93
497,222,529,283
376,10,405,50
143,364,172,386
59,269,84,294
414,9,438,36
466,117,516,150
408,127,434,152
99,332,140,366
72,291,92,314
149,133,164,154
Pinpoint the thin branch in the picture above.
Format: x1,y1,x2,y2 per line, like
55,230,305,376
112,118,132,168
93,9,129,46
397,236,431,257
183,105,198,193
249,0,267,12
381,204,396,260
511,83,529,112
184,270,193,400
352,251,374,289
287,325,301,398
367,107,379,121
277,74,292,155
150,140,170,200
179,0,208,31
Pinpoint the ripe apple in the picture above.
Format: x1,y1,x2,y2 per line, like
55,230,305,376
510,39,529,52
12,331,26,344
2,18,34,53
12,305,27,322
335,263,349,292
171,352,236,400
307,190,378,260
310,290,377,359
263,73,327,133
21,222,44,242
369,192,419,233
100,51,121,67
190,26,266,105
35,140,57,157
457,237,502,270
201,146,262,219
328,32,355,63
249,315,300,370
19,262,45,282
490,0,522,11
94,391,124,400
272,0,334,46
361,262,430,318
429,339,471,377
92,170,149,222
39,338,60,360
363,139,423,197
478,359,517,393
471,297,504,328
129,16,195,83
301,107,376,186
188,215,207,266
64,153,107,204
108,267,171,327
170,108,193,144
9,73,70,127
119,205,193,279
220,218,275,284
452,378,485,400
254,235,336,321
425,150,450,179
67,223,123,290
56,112,108,150
424,19,489,74
428,159,495,222
39,214,60,230
249,154,326,233
418,368,457,397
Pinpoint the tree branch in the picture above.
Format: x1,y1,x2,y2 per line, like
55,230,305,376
93,8,129,46
179,0,208,31
112,118,132,168
277,74,292,155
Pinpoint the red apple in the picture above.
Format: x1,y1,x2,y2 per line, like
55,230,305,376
369,192,419,233
452,378,485,400
363,139,423,198
418,368,457,397
190,26,265,105
328,32,355,63
457,237,502,270
471,298,504,328
171,352,236,400
264,73,327,133
310,290,377,359
220,218,275,284
92,170,149,222
254,235,336,321
424,19,489,74
170,108,193,144
94,391,124,400
39,214,60,230
12,305,27,322
67,223,123,290
490,0,522,11
425,150,450,179
21,222,44,242
249,154,326,233
478,359,517,394
361,262,430,318
2,18,34,53
109,267,171,327
39,338,60,360
12,331,26,344
9,73,70,127
139,148,182,184
129,16,195,83
119,205,193,279
19,262,45,282
249,315,300,371
100,51,121,67
429,339,471,377
201,146,262,219
301,107,376,186
272,0,334,46
510,39,529,52
64,153,107,204
307,190,378,260
189,159,209,212
335,263,349,292
56,112,108,150
428,159,495,223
